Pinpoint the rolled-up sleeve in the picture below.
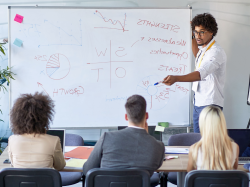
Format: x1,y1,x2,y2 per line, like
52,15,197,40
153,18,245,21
53,137,66,171
197,49,224,80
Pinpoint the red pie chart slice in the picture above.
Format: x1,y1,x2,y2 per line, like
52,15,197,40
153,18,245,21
46,53,70,80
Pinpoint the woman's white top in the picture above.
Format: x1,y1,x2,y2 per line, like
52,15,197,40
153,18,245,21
196,142,238,170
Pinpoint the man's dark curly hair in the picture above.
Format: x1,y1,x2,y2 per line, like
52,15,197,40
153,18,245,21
191,13,218,36
10,92,55,134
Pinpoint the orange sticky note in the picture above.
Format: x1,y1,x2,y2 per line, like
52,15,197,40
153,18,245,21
14,14,24,23
64,147,94,159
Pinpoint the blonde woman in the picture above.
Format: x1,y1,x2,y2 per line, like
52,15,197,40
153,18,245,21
187,106,239,171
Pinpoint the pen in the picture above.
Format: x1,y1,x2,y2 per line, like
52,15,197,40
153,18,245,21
154,81,163,85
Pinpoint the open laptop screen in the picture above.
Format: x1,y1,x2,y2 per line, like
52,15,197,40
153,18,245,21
228,129,250,157
46,129,65,154
118,126,162,141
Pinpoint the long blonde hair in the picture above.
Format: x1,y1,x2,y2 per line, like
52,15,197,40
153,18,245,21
192,106,233,170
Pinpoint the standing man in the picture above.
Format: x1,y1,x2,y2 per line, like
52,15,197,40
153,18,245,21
163,13,227,133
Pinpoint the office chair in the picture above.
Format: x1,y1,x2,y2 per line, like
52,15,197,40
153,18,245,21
184,170,249,187
167,133,201,185
0,168,62,187
65,133,84,146
85,168,151,187
60,133,84,186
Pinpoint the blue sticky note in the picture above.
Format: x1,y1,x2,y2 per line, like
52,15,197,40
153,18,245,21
13,38,23,47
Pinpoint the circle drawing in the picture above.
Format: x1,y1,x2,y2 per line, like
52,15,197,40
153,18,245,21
115,67,126,78
46,53,70,80
147,85,158,96
136,75,170,110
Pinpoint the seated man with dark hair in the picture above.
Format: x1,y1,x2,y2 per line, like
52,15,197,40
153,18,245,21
82,94,165,184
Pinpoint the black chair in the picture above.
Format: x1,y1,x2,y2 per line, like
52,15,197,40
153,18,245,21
184,170,249,187
60,133,84,186
85,168,151,187
167,133,201,185
0,168,62,187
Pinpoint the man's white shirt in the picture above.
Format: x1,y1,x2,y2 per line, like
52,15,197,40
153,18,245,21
193,38,227,107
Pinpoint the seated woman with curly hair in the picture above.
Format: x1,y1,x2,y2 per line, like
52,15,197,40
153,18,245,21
8,92,66,170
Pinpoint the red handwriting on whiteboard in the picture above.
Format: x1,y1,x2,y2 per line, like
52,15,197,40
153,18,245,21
115,47,127,57
87,40,133,88
155,88,175,102
34,55,47,61
53,86,84,97
175,84,189,94
148,37,186,46
137,19,180,33
158,64,187,74
92,68,103,82
150,49,188,60
37,82,49,96
95,48,107,57
142,80,150,87
131,37,145,47
94,10,128,32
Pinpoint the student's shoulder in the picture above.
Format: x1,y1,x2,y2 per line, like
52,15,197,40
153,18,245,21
43,134,60,142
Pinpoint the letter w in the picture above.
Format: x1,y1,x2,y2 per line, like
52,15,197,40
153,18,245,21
95,48,107,57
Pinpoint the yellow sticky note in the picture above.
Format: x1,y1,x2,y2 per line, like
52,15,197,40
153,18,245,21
155,126,165,132
66,159,87,167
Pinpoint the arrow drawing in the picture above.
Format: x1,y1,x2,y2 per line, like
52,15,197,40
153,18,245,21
37,82,49,96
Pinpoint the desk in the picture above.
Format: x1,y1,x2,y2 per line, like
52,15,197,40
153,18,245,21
0,146,248,187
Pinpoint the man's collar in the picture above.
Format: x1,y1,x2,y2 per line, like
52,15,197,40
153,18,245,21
127,125,144,129
198,37,215,51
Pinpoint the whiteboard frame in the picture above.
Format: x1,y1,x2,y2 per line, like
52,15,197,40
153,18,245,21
8,6,192,129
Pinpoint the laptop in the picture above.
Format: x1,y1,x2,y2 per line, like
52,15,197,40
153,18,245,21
46,129,65,154
118,126,162,141
228,129,250,164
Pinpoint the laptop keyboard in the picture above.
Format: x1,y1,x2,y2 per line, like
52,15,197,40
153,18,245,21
239,157,250,161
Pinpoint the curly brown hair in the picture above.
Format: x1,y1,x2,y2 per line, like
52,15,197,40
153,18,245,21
10,92,55,134
191,13,218,36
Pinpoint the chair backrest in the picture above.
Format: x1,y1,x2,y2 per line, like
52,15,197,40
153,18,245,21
65,133,84,146
85,168,151,187
184,170,249,187
0,168,62,187
168,133,201,146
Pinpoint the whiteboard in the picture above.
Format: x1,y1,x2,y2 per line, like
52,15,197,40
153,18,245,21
9,7,192,128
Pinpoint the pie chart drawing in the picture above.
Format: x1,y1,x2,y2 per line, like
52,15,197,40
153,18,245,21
46,53,70,80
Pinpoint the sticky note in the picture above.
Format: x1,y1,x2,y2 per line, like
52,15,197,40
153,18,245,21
166,156,178,160
158,122,169,128
14,14,24,23
66,159,87,167
155,125,165,132
13,38,23,47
